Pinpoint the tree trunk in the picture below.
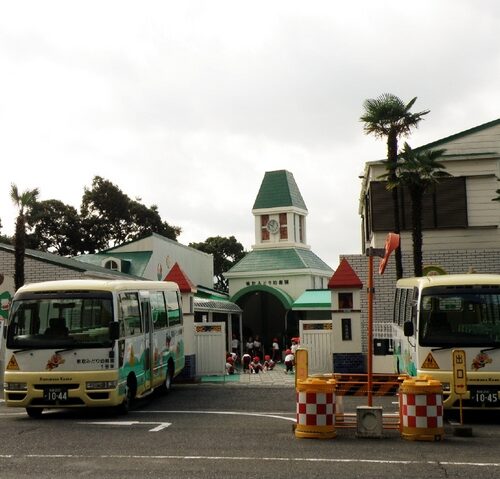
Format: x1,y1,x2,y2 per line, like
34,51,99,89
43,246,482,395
411,189,424,277
387,131,403,279
14,215,26,290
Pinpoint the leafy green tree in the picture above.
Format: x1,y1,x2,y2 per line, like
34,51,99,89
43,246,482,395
80,176,181,253
10,184,39,290
492,180,500,202
128,200,181,241
189,236,246,292
26,199,83,255
361,94,429,279
0,218,11,244
384,143,449,277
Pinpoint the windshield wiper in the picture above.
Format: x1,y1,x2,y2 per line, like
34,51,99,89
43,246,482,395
480,346,500,353
55,348,78,354
13,348,35,353
431,346,452,352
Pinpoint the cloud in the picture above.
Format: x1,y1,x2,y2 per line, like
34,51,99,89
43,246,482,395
1,0,499,270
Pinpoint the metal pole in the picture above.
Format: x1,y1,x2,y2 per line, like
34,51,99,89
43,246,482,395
367,254,374,407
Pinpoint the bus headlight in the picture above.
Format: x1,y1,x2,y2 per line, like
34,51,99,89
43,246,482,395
86,381,117,390
441,382,451,392
4,382,28,391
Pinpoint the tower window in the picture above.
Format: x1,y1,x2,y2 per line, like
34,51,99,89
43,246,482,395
261,215,270,241
339,293,353,310
279,213,288,240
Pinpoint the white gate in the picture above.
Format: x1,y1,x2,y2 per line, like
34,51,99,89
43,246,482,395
299,320,334,374
194,322,226,376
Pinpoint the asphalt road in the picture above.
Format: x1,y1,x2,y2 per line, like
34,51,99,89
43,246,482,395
1,384,500,478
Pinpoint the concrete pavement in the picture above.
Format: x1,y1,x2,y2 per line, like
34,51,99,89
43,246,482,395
197,366,297,387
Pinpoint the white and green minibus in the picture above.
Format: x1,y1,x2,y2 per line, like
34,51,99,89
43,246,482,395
393,274,500,410
3,279,184,418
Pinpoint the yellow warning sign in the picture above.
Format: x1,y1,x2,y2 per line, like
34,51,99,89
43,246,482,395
421,352,440,369
6,355,20,371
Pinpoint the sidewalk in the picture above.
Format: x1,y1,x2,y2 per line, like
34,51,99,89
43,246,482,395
196,366,296,387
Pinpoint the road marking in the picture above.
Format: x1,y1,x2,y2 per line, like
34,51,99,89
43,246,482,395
137,410,296,422
80,421,171,432
0,454,496,467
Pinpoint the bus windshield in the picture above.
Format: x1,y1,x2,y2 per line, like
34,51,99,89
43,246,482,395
7,291,114,349
419,287,500,347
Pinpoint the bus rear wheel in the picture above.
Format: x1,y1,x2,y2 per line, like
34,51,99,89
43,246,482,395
26,407,43,418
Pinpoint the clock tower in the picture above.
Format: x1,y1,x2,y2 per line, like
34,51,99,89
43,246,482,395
225,169,333,348
252,170,309,251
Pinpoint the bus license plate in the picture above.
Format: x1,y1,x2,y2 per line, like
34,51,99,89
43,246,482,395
44,387,68,402
471,389,499,406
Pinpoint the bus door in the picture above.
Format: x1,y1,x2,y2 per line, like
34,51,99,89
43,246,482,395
140,293,154,392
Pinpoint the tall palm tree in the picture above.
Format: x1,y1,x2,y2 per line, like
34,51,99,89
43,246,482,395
361,94,430,279
384,143,449,277
10,184,39,290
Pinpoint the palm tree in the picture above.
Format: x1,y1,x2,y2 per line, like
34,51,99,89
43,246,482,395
384,143,449,277
493,180,500,202
10,184,39,290
361,94,430,279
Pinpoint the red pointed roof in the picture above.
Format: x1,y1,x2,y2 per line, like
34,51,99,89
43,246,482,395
164,262,196,293
328,258,363,289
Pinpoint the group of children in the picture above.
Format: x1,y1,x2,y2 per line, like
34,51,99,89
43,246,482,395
225,336,300,375
225,352,276,374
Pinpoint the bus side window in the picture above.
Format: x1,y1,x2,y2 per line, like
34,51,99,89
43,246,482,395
119,293,141,336
166,290,182,327
151,291,167,329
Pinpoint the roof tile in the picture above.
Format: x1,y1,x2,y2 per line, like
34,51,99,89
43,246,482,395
165,262,196,292
328,258,363,289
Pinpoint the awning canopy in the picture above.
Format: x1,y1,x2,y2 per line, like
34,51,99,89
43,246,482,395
194,296,242,314
292,289,331,311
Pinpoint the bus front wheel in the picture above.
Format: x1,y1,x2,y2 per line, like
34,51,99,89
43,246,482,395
117,377,136,415
26,407,43,419
159,363,174,395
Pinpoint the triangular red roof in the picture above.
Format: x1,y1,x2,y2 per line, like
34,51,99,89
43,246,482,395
328,258,363,289
164,262,196,293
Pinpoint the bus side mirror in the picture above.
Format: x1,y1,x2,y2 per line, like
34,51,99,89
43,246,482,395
109,322,120,341
403,321,414,337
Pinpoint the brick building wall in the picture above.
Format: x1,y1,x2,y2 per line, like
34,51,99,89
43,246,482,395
343,248,500,354
0,250,89,286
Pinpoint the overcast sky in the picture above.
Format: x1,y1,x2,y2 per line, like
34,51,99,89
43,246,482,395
1,1,499,269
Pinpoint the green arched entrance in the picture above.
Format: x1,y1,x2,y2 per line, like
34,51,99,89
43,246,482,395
231,285,298,354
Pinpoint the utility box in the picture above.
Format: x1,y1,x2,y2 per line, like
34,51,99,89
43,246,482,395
356,406,383,438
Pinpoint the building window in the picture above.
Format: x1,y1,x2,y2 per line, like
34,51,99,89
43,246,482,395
279,213,288,240
366,177,468,237
341,318,352,341
104,260,119,271
338,292,353,310
261,214,270,241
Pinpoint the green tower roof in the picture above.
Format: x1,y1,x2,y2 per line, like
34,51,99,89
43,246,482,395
252,170,307,211
227,248,332,274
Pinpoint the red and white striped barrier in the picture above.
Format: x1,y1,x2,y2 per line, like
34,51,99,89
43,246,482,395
399,377,444,441
295,378,336,439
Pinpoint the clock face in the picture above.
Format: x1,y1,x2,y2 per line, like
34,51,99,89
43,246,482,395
266,219,279,234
